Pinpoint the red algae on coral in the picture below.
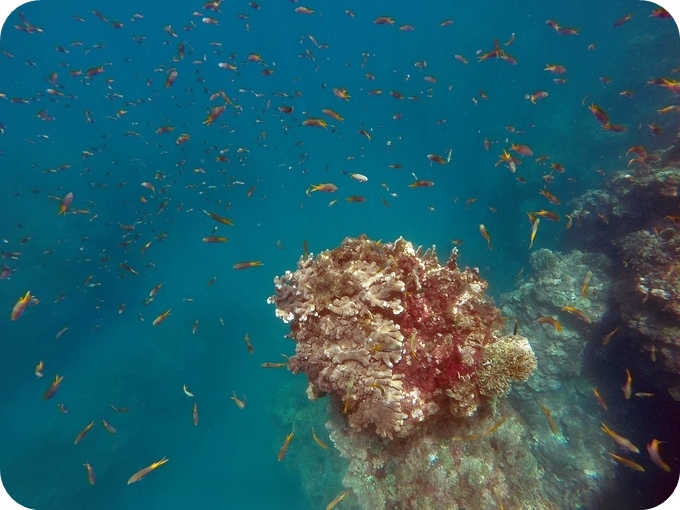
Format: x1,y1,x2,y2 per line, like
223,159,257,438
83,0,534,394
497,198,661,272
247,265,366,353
268,235,536,438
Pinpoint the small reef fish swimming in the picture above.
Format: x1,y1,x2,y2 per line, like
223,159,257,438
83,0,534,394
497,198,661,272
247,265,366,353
278,431,295,461
538,403,559,435
561,305,591,323
647,439,671,472
478,224,493,250
10,290,32,320
74,420,95,445
601,422,639,453
152,309,171,326
592,387,608,410
83,463,96,485
621,368,633,399
312,427,328,449
231,392,246,409
307,183,337,195
233,261,264,270
43,374,63,400
608,453,645,472
127,457,169,484
326,488,352,510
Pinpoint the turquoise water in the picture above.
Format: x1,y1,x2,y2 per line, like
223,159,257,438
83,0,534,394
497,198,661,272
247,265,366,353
0,1,678,509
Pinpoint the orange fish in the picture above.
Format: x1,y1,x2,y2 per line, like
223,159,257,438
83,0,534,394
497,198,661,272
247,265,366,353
622,368,632,399
202,236,228,243
544,64,567,74
58,192,73,215
479,224,493,250
529,215,540,249
593,387,608,410
231,392,246,409
525,91,548,103
203,210,234,226
647,439,671,472
43,374,63,400
10,290,32,320
307,183,338,194
536,316,562,331
579,270,592,297
550,162,565,173
204,105,225,125
373,16,394,25
321,108,344,122
539,189,560,205
311,427,328,449
602,326,619,345
533,210,559,221
74,420,95,445
427,154,447,164
302,117,327,128
326,489,352,510
609,453,644,472
141,181,155,193
152,309,171,326
345,195,366,203
539,403,559,435
357,129,371,140
613,13,633,27
496,149,517,172
233,261,263,270
295,6,314,14
278,431,295,461
409,180,434,188
510,143,533,156
601,422,639,453
35,360,44,378
127,457,169,484
165,69,178,88
561,305,591,323
332,87,350,100
603,122,627,132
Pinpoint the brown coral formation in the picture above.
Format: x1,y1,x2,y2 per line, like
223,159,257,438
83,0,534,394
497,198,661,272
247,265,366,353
268,235,537,438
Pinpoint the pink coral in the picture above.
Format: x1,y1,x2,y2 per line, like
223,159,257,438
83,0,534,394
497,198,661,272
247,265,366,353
268,235,535,438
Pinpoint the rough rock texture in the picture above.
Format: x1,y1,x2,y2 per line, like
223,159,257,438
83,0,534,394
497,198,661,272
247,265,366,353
501,249,611,391
499,248,616,509
269,235,536,438
567,134,680,387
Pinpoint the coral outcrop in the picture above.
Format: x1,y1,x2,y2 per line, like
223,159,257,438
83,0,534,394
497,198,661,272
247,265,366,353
566,133,680,386
268,235,536,439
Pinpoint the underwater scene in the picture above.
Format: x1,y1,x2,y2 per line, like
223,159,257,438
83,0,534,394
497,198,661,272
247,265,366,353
0,0,679,509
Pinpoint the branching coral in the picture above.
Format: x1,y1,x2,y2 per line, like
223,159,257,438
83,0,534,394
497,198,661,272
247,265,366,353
269,235,537,438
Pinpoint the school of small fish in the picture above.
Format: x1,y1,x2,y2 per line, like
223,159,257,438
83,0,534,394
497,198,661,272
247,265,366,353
1,1,677,506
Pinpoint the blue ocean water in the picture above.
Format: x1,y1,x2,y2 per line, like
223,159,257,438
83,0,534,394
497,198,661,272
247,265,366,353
0,1,678,509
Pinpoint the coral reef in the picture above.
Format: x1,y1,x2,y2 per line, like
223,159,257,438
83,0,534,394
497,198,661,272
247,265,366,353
501,249,611,390
499,248,616,507
268,235,536,439
328,401,552,510
566,134,680,386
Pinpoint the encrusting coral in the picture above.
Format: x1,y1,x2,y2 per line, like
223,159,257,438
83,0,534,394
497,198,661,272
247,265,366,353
268,235,536,438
